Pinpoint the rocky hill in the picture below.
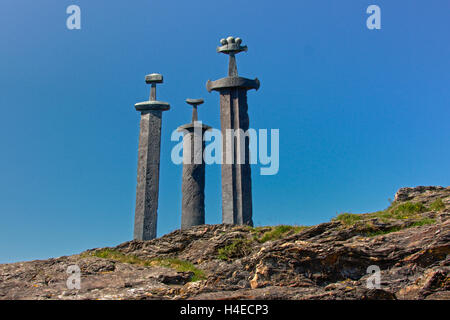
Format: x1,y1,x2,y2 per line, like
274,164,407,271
1,186,449,300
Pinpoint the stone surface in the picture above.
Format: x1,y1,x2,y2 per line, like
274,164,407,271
134,74,170,240
1,186,448,300
394,186,450,205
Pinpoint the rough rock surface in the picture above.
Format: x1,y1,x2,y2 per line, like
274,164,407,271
1,186,449,300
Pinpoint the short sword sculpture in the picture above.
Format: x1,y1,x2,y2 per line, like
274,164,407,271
133,73,170,240
206,37,260,226
178,99,211,229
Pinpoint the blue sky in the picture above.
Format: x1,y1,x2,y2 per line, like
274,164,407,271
0,0,449,263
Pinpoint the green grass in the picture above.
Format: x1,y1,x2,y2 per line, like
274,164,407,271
91,248,142,264
249,225,308,243
410,217,436,227
150,257,206,282
85,248,206,282
365,226,403,237
333,199,439,235
369,201,428,220
429,198,445,212
335,213,362,226
336,201,433,226
388,202,428,219
217,239,253,261
369,210,392,222
365,217,436,237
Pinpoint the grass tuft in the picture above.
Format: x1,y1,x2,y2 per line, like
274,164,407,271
150,257,206,282
86,248,206,282
250,225,307,243
388,202,428,219
217,239,253,261
410,217,436,227
343,201,433,224
429,198,445,212
335,213,362,226
365,226,403,237
365,217,436,237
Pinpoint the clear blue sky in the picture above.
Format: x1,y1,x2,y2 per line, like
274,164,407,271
0,1,449,263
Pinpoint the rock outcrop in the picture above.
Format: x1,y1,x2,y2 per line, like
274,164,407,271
1,186,449,300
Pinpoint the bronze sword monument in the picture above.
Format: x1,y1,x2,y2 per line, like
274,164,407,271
206,37,260,226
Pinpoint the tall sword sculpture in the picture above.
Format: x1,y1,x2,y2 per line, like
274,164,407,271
178,99,211,229
133,73,170,240
206,37,260,226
